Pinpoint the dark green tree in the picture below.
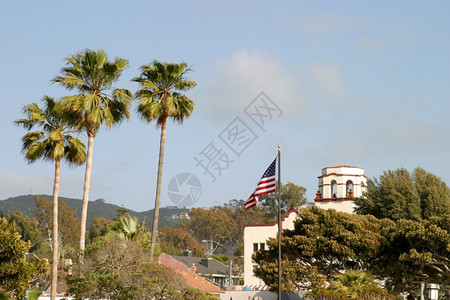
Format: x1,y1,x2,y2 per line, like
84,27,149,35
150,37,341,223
413,167,450,219
53,49,132,253
355,167,450,221
88,217,114,243
376,217,450,296
0,218,47,299
253,206,393,291
5,211,40,244
133,61,196,261
252,206,450,297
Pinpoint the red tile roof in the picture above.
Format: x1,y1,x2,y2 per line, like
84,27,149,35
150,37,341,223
180,270,224,294
159,253,224,294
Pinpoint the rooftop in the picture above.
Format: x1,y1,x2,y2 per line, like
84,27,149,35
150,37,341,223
170,255,228,276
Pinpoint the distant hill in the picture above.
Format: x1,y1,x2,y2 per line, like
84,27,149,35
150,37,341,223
0,194,190,228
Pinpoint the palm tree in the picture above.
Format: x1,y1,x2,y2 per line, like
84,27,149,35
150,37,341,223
52,49,132,253
15,96,86,300
133,61,196,260
330,270,382,299
112,213,139,241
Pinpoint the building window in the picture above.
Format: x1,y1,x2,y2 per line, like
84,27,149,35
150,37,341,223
346,180,354,197
253,243,258,252
260,243,265,251
331,180,337,197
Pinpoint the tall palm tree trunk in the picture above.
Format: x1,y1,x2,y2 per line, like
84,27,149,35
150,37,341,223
79,133,94,254
51,159,60,300
150,118,167,261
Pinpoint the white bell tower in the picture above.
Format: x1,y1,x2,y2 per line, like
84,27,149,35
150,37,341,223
314,165,367,214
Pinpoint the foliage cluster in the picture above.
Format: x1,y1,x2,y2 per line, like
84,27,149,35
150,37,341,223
34,196,80,257
306,270,395,300
356,167,450,221
67,229,215,299
258,182,307,217
253,206,450,297
0,217,48,299
159,226,205,257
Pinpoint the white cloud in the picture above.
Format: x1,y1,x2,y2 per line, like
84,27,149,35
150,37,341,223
198,49,348,123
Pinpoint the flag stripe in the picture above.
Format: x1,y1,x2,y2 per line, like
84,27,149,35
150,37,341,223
254,185,276,195
244,201,257,209
245,158,277,210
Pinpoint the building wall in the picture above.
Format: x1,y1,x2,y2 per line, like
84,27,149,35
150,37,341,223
243,210,299,286
315,200,355,214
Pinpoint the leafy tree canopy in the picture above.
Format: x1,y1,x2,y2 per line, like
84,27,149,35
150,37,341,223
355,167,450,221
258,182,307,217
188,207,239,248
376,215,450,296
34,196,80,257
252,206,450,297
307,270,395,300
159,226,205,257
88,216,114,243
223,199,273,242
4,211,40,244
0,218,47,299
67,236,215,300
53,48,132,135
253,206,389,291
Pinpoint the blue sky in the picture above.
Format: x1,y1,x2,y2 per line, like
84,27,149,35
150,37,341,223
1,1,449,211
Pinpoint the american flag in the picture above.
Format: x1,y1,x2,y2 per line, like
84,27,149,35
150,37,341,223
244,158,277,209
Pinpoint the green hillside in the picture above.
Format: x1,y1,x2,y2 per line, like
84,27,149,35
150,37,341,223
0,194,190,228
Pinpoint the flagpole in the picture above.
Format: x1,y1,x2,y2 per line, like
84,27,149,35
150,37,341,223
277,145,282,300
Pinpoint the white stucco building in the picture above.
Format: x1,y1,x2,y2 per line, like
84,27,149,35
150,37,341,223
243,165,367,286
243,209,300,286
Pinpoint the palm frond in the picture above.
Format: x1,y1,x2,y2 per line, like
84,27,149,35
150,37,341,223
134,61,196,127
15,118,36,130
53,49,130,133
112,214,138,241
16,96,86,166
